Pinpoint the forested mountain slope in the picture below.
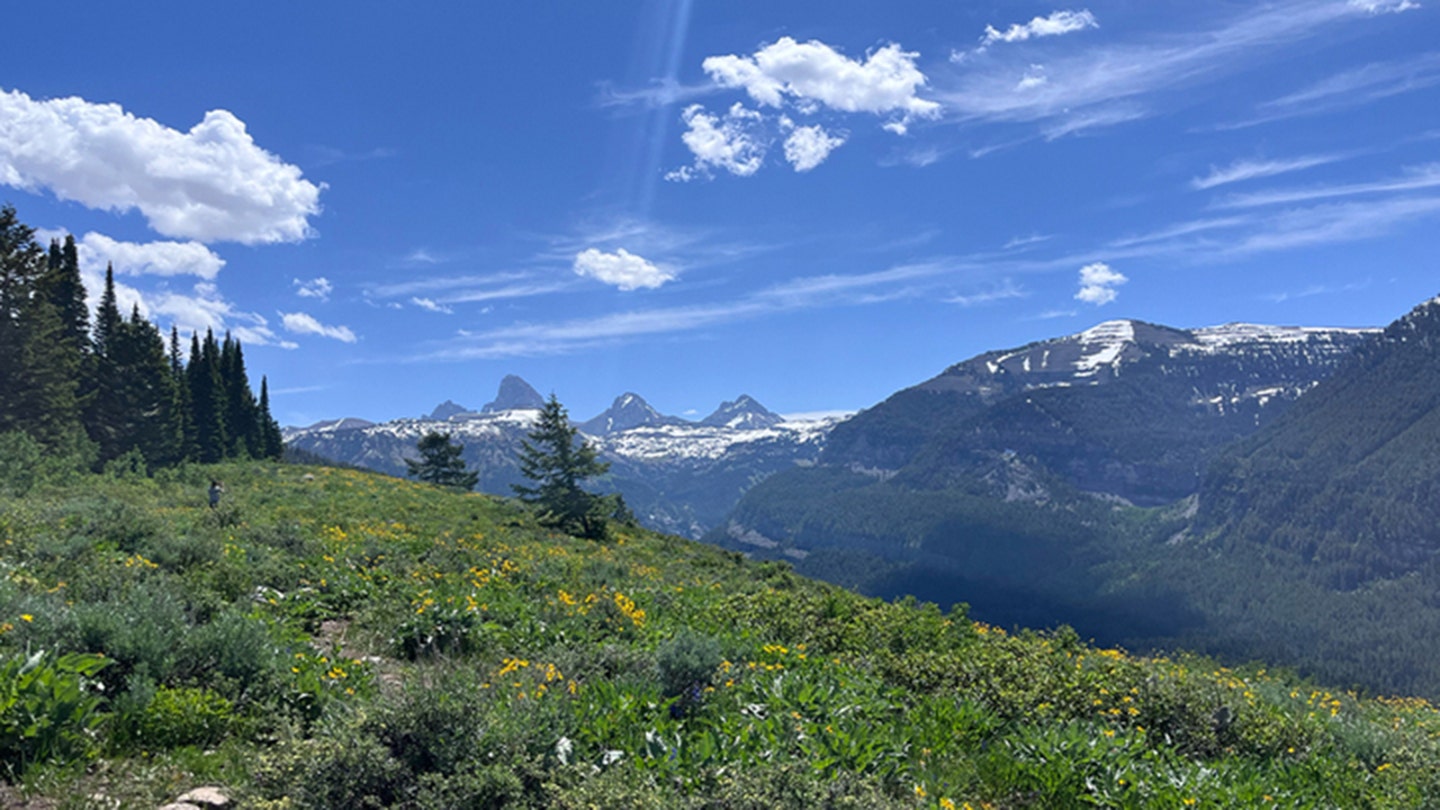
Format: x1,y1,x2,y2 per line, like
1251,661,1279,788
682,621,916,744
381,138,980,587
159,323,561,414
1195,295,1440,582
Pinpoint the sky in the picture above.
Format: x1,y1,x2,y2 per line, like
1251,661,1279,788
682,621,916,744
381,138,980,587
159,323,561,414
1,1,1437,426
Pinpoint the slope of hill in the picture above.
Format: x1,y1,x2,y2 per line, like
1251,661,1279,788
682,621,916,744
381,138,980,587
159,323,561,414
1195,296,1440,580
3,460,1439,807
284,380,845,538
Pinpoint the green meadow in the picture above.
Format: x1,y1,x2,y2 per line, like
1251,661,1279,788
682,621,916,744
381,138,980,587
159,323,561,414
2,460,1439,808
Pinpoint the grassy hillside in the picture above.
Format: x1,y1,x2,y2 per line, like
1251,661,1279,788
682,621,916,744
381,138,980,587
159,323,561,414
3,462,1440,807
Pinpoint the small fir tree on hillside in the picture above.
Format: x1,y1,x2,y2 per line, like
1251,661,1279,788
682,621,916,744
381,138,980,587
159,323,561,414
513,394,613,539
406,431,479,491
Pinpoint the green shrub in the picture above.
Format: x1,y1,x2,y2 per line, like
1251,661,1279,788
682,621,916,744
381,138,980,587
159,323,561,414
135,686,235,748
657,630,722,698
0,650,109,778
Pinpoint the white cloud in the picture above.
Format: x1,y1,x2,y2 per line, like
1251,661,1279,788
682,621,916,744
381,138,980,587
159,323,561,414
280,311,357,343
148,282,296,348
1247,54,1440,122
783,125,846,171
667,103,768,181
70,232,224,279
948,280,1027,306
411,297,453,314
1216,163,1440,208
0,89,321,244
940,1,1415,136
1190,154,1344,189
1075,262,1127,305
294,277,333,301
981,10,1099,46
1016,65,1049,91
573,248,675,290
1348,0,1420,13
701,38,940,131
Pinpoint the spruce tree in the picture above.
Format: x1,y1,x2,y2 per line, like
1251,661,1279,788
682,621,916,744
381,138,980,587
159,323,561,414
512,394,613,539
189,329,228,463
40,235,89,355
406,431,479,490
168,326,197,460
84,267,129,462
257,376,284,460
220,333,259,457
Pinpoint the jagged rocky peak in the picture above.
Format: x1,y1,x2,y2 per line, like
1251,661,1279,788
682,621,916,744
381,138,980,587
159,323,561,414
482,375,546,413
702,394,783,429
580,392,682,435
427,399,470,420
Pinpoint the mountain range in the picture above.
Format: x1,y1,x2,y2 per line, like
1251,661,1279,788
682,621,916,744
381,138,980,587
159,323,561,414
284,378,843,538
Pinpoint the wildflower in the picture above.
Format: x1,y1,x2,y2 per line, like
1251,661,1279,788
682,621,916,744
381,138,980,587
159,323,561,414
940,800,955,810
19,614,32,623
913,784,927,798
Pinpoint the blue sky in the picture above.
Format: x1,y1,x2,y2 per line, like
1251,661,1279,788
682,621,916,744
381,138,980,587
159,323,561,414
2,1,1437,425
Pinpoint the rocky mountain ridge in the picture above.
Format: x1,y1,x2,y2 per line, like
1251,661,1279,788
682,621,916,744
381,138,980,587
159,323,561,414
284,383,846,538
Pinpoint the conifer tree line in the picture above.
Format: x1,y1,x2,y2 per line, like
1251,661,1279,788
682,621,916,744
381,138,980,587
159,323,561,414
0,204,282,468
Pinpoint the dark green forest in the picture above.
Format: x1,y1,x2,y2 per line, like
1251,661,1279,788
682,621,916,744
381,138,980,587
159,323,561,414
0,205,281,473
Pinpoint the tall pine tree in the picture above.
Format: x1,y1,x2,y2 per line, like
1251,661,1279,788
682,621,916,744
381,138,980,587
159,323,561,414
257,376,284,460
188,329,228,463
0,206,84,448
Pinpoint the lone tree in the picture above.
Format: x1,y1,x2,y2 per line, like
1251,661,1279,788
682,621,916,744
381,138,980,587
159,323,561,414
406,431,479,490
513,394,613,539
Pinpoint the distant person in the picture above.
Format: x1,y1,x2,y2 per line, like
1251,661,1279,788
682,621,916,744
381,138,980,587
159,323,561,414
209,480,225,509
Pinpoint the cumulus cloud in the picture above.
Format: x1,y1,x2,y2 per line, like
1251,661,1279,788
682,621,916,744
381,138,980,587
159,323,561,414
783,124,847,171
70,232,225,279
280,311,357,343
293,277,333,301
411,297,453,314
143,282,295,348
701,38,940,132
0,89,322,244
666,103,768,181
1074,262,1127,305
573,248,674,290
980,10,1099,47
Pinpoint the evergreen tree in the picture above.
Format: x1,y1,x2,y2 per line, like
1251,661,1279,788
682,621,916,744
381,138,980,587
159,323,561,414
257,376,285,460
83,266,128,460
219,333,260,457
168,326,197,461
0,206,84,447
108,305,179,466
406,431,479,490
40,235,89,355
512,394,612,539
189,329,228,463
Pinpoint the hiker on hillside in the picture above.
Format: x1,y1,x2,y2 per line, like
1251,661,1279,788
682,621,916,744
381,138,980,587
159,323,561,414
209,480,225,509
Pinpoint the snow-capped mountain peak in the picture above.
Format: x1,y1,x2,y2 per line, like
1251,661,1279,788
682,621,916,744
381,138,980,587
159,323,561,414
701,395,783,429
579,392,682,436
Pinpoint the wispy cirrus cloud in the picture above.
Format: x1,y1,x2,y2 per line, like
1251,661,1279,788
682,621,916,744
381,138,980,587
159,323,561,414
1190,154,1347,190
939,1,1420,139
1222,53,1440,128
411,258,980,360
1214,163,1440,208
1263,278,1372,303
